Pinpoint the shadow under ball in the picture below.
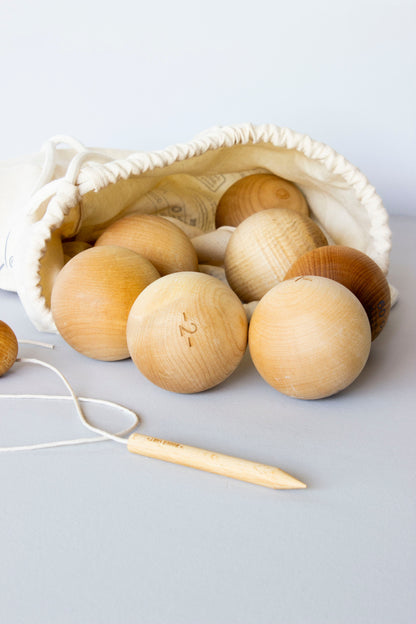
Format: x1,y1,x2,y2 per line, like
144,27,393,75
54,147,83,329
51,246,160,361
224,208,327,302
249,276,371,400
0,320,18,376
127,272,248,393
284,245,391,340
95,214,199,275
215,173,309,228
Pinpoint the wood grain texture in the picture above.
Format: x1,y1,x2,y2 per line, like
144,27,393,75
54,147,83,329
62,240,92,263
0,320,18,376
284,245,391,340
127,433,306,489
51,246,160,361
224,208,327,302
95,214,198,275
127,272,248,393
215,173,309,227
249,276,371,400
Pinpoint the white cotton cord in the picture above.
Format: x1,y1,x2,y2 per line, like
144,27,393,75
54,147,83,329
15,358,135,445
0,357,139,453
0,395,138,452
26,178,69,216
32,139,57,193
18,339,55,349
27,134,102,221
64,150,113,185
33,135,88,194
46,135,87,153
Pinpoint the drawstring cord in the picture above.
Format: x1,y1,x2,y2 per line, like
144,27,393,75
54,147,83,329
27,135,112,217
0,137,138,453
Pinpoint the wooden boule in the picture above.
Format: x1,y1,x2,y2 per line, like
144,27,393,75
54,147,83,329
284,245,391,340
127,272,248,393
215,173,309,227
0,320,18,376
249,276,371,400
95,214,198,275
224,208,327,302
51,246,160,361
63,240,92,261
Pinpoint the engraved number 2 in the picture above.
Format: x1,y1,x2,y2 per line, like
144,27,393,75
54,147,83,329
179,312,198,347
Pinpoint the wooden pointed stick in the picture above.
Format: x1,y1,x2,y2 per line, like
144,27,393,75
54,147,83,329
127,433,306,490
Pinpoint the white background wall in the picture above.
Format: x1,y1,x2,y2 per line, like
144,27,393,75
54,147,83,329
0,0,414,215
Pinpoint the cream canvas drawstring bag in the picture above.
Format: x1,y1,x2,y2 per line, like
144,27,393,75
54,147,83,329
0,123,397,332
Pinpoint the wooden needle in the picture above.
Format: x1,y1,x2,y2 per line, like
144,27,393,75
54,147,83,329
127,433,306,490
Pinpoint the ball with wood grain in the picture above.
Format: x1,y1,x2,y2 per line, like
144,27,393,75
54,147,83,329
224,208,328,302
284,245,391,341
95,214,198,275
215,173,309,227
127,272,248,393
51,246,160,361
249,276,371,399
63,240,92,264
0,320,18,376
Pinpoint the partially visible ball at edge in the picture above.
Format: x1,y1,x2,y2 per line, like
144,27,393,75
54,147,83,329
0,320,18,376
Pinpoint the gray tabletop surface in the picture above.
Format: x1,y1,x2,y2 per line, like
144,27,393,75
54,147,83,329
0,215,415,624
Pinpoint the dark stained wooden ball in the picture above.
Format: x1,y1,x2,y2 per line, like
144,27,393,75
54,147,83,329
284,245,391,340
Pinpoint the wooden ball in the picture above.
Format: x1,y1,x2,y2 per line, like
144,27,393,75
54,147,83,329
249,276,371,400
215,173,309,227
127,272,248,393
63,240,92,263
0,321,18,376
224,208,328,302
284,245,391,341
95,214,198,275
51,246,160,361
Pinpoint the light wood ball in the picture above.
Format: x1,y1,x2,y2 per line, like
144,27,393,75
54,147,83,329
215,173,309,227
284,245,391,341
63,240,92,264
95,214,198,275
0,320,18,376
249,276,371,400
127,272,248,393
51,246,160,361
224,208,328,302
